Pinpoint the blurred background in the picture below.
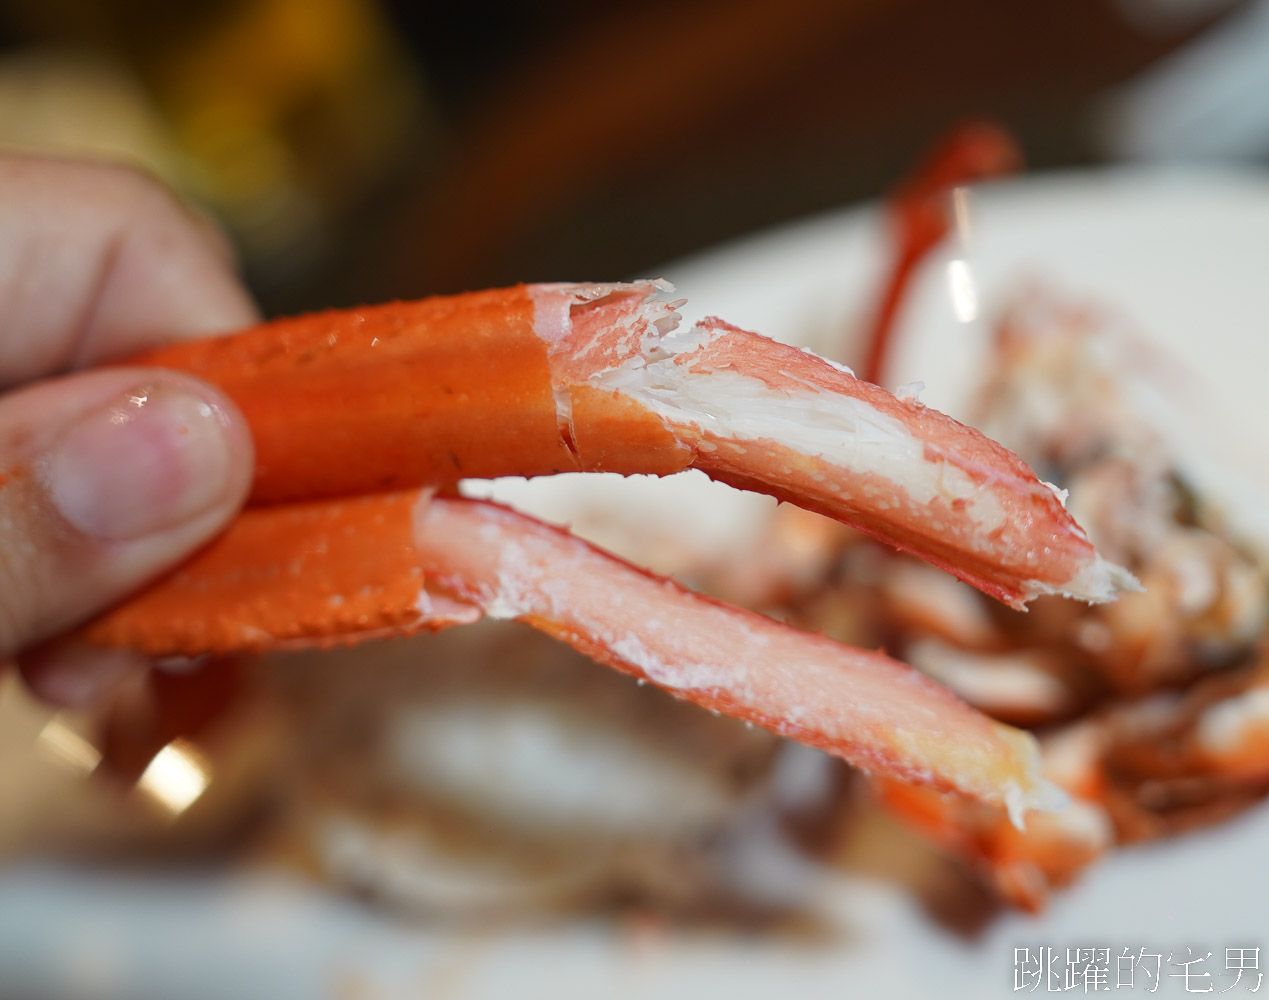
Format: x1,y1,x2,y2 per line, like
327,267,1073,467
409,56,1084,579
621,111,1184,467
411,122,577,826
3,2,1269,996
0,0,1265,314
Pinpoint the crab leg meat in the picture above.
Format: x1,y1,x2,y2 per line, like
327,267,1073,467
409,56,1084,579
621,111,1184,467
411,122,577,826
68,279,1142,814
122,281,1133,609
85,491,1060,817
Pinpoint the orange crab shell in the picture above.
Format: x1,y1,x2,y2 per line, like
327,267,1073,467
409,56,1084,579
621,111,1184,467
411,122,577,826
78,280,1136,817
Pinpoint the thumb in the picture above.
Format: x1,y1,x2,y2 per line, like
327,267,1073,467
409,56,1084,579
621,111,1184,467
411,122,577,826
0,368,253,657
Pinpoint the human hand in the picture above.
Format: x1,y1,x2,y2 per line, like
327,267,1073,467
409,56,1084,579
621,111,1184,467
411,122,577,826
0,155,257,706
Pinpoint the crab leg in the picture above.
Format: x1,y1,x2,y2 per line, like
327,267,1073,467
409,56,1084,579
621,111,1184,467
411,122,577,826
123,281,1133,609
85,490,1059,817
76,280,1139,814
85,490,482,652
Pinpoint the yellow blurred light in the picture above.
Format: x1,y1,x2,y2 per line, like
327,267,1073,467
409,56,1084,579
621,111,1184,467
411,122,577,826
136,739,212,816
35,717,102,775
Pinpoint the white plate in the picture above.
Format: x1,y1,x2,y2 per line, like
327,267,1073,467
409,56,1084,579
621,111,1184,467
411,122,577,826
4,167,1269,999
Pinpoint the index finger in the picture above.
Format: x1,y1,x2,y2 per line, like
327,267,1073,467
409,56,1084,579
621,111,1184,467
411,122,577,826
0,154,260,388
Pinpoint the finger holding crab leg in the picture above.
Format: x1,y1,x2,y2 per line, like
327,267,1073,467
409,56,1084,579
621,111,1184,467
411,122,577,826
122,286,589,502
122,281,1135,609
86,490,1060,818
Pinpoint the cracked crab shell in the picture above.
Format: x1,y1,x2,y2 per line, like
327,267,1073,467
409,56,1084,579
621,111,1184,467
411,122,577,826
124,281,1134,608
